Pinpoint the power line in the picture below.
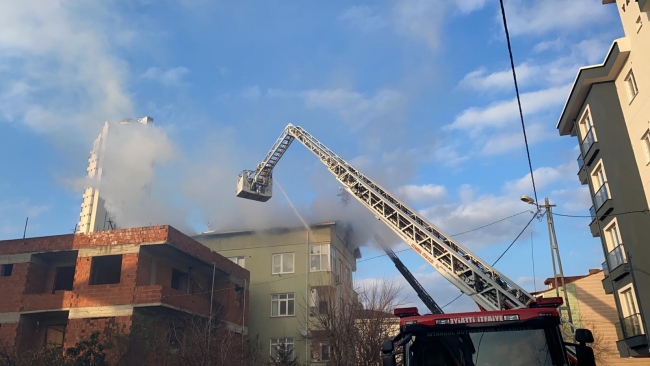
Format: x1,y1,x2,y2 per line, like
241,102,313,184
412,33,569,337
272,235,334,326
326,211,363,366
440,293,464,309
498,0,539,207
553,209,650,218
491,212,538,267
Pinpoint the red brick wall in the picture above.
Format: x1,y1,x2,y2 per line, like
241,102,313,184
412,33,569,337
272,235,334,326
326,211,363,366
0,323,18,348
156,262,172,287
24,262,47,294
135,254,153,286
64,316,133,349
0,263,28,313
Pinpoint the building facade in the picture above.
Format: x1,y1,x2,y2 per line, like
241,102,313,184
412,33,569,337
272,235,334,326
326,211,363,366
194,221,360,365
78,116,154,234
0,226,249,361
533,270,648,365
556,1,650,358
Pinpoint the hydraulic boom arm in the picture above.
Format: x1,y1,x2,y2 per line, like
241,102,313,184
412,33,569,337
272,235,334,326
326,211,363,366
237,123,534,311
373,234,443,315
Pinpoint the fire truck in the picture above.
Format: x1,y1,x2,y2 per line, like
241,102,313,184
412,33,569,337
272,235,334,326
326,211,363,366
236,124,597,365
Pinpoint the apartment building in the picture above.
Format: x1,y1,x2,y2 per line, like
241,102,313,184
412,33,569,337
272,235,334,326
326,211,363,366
533,270,647,365
194,221,360,365
556,0,650,358
78,116,154,234
0,226,249,361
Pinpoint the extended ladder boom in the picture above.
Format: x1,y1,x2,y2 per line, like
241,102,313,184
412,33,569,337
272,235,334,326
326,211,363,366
237,123,533,311
374,235,443,315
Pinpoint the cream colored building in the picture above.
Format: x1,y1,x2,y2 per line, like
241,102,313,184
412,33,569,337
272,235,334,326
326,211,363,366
533,270,647,365
194,222,360,365
556,0,650,358
77,116,154,233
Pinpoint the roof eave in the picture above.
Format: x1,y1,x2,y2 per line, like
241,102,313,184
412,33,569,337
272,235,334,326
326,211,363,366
556,38,630,136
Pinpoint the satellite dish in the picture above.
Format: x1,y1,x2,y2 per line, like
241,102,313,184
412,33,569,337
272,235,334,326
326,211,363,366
298,326,308,337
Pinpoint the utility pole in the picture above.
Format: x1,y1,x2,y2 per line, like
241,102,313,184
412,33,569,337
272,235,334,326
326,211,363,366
521,196,573,324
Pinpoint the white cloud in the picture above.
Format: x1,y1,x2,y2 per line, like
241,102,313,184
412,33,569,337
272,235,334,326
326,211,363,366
447,84,571,132
241,85,261,100
394,0,446,49
503,0,612,37
457,63,539,92
270,88,407,131
0,1,133,134
551,186,592,212
0,200,50,236
141,66,189,86
338,6,387,32
454,0,486,14
395,184,447,204
505,161,575,193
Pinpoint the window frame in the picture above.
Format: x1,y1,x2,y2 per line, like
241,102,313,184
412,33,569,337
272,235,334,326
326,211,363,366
310,244,331,272
579,106,597,142
320,343,331,361
641,130,650,164
272,252,295,275
591,160,608,192
45,324,66,349
89,255,122,285
270,337,294,359
603,218,623,252
618,283,643,334
637,15,643,33
624,69,639,103
271,293,295,317
227,256,245,268
0,264,13,277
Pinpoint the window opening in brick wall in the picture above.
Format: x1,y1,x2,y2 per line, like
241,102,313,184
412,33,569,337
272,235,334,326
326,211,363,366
45,325,66,349
171,268,189,292
89,255,122,285
1,264,13,277
53,266,75,291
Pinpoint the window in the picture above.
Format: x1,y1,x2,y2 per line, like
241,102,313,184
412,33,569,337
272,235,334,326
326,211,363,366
271,293,295,317
591,162,608,191
346,266,353,288
272,253,294,275
270,337,294,359
604,220,622,251
1,264,13,277
320,343,331,361
637,15,643,33
171,268,188,292
228,256,245,268
53,266,75,291
579,108,595,138
619,285,645,337
89,255,122,285
642,130,650,163
625,69,639,102
310,244,330,272
620,287,638,317
45,325,65,349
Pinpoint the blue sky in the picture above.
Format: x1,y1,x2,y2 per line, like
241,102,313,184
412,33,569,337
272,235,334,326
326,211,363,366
0,0,625,312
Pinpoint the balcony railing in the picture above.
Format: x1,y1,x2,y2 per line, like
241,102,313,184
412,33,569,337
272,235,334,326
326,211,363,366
616,313,645,340
594,183,610,210
607,245,627,270
577,155,584,170
581,127,596,155
589,206,596,222
602,261,609,276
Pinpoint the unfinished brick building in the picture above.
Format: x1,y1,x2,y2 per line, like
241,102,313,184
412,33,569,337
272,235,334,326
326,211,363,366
0,226,249,355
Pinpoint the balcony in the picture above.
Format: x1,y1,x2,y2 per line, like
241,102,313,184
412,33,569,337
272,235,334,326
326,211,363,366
607,245,630,281
588,207,600,237
580,127,599,164
601,264,613,294
577,155,588,185
602,261,609,277
593,183,613,216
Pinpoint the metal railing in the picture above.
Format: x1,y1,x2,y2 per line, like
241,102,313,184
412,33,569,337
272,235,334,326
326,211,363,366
578,155,584,170
594,183,610,210
606,245,627,270
581,127,596,155
616,313,644,340
602,261,609,276
589,206,596,222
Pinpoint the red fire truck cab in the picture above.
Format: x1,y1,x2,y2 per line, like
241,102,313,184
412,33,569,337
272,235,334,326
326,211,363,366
382,298,596,366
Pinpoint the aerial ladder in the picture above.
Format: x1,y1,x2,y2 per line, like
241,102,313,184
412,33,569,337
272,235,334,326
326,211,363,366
236,124,594,365
373,234,443,315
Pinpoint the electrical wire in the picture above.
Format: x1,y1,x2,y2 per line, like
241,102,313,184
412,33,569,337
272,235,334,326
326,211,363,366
440,293,464,309
553,209,650,218
498,0,539,207
491,212,538,267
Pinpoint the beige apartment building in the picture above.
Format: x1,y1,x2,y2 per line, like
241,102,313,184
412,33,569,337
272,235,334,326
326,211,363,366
556,1,650,358
194,221,360,365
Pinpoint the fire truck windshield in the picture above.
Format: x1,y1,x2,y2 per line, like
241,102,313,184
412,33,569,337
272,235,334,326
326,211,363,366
404,325,567,366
